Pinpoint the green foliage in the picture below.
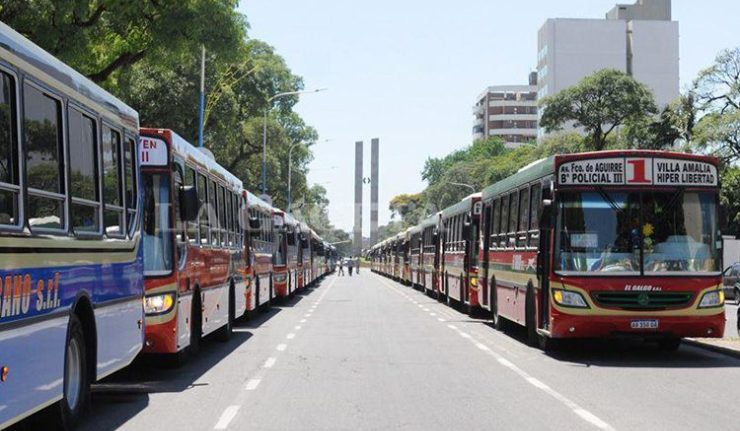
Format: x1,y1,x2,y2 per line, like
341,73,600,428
539,69,658,151
1,2,327,226
693,48,740,163
720,167,740,235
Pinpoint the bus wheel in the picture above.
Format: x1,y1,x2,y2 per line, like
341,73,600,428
58,314,89,430
657,338,681,352
190,292,202,355
216,285,235,342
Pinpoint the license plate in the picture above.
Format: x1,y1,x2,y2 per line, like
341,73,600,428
630,319,659,329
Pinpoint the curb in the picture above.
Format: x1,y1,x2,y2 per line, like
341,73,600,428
683,339,740,360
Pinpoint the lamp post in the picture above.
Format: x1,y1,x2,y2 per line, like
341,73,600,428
449,182,476,193
288,139,329,213
262,88,327,197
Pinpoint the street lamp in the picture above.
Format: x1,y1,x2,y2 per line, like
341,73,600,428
449,182,476,193
288,139,330,213
262,88,327,197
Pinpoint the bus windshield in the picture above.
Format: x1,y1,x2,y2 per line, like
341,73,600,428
143,172,173,276
556,190,720,275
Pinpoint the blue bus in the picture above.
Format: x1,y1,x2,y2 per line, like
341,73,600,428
0,21,144,429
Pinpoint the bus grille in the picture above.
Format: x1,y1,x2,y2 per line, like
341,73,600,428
592,291,693,310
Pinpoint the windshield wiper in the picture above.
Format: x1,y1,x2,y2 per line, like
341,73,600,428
595,186,626,217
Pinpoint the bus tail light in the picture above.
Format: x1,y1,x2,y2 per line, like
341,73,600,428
698,290,724,308
552,289,589,308
144,292,176,315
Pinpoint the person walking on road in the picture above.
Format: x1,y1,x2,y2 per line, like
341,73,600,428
337,259,344,276
348,256,354,277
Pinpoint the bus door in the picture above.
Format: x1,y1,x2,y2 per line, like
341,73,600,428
538,179,554,330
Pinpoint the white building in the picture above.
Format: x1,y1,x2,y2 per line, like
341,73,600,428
537,0,679,138
472,73,538,148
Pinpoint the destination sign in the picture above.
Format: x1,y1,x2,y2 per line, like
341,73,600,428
139,136,168,166
558,157,717,187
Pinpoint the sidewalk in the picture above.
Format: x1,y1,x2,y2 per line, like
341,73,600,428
686,303,740,359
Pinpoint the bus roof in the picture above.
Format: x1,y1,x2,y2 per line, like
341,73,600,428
481,156,554,202
0,21,139,130
162,129,243,190
441,193,481,219
245,189,273,214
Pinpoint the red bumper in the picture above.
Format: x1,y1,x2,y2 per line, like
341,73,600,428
550,312,726,339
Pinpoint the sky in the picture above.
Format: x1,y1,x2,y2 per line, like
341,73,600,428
238,0,740,235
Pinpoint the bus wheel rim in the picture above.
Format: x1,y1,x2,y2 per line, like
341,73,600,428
65,337,82,410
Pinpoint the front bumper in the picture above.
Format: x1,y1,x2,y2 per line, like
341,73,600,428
550,312,726,339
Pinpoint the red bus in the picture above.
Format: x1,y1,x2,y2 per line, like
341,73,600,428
245,190,275,309
139,128,247,356
272,209,300,298
439,193,482,313
477,150,725,350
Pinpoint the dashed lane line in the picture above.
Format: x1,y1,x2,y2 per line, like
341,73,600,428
214,406,240,430
374,273,615,431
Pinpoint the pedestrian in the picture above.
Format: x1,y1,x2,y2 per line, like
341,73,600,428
338,259,344,276
348,256,354,276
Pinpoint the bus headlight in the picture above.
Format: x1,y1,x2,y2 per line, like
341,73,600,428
552,289,589,308
144,293,176,315
698,290,724,308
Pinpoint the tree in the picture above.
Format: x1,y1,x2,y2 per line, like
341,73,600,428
539,69,658,150
694,48,740,163
0,1,246,85
720,167,740,236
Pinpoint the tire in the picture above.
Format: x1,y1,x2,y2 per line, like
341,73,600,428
189,292,202,355
57,314,89,430
735,286,740,305
657,338,681,352
216,286,234,342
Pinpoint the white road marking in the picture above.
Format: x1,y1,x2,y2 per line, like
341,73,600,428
447,324,458,330
263,357,276,368
276,344,287,351
475,342,490,352
437,317,446,322
458,332,471,339
304,313,312,317
430,312,436,316
422,308,430,312
295,325,302,330
300,319,307,323
286,333,296,339
244,379,261,391
214,406,239,430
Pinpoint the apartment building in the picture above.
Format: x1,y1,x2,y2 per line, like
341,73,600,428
472,72,538,148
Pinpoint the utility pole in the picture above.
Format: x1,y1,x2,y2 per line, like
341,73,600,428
197,45,205,148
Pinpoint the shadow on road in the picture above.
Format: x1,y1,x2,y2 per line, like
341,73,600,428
8,279,327,431
477,320,740,368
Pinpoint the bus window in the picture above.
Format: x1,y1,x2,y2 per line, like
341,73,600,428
24,83,65,230
0,72,19,227
185,166,198,244
124,137,137,234
508,190,519,247
68,107,99,234
219,185,227,247
518,187,530,247
499,194,509,246
142,172,173,276
209,178,219,246
102,126,123,236
490,198,500,249
197,173,209,245
225,188,232,247
529,184,542,248
173,165,186,267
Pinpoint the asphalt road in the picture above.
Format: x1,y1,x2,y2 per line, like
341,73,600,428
11,272,740,431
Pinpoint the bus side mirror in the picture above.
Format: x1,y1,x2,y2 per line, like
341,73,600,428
543,199,552,207
248,216,261,230
179,185,200,222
